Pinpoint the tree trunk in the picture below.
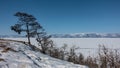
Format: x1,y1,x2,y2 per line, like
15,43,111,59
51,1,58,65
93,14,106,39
26,23,31,45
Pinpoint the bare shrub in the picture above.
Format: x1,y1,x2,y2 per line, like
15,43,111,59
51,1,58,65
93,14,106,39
36,33,53,54
84,56,98,68
59,44,68,60
46,44,68,60
51,48,61,58
98,45,120,68
78,53,85,65
67,46,78,63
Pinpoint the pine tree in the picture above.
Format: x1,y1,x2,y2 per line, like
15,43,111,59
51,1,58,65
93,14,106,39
11,12,42,45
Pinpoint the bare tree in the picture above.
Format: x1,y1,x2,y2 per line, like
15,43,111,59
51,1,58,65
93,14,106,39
36,30,53,54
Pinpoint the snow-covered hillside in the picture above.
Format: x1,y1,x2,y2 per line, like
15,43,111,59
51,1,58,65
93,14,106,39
0,39,88,68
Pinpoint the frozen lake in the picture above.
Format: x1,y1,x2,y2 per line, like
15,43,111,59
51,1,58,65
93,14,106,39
52,38,120,49
4,38,120,49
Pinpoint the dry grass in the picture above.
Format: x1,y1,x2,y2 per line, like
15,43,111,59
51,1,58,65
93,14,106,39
0,38,28,45
0,58,5,62
0,39,17,53
2,47,17,53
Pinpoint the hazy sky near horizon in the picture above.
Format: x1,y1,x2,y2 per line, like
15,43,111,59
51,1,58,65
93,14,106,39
0,0,120,35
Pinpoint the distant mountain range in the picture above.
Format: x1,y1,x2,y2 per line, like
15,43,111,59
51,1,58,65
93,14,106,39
51,33,120,38
0,33,120,38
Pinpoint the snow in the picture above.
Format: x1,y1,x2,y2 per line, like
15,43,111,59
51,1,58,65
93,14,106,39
0,39,88,68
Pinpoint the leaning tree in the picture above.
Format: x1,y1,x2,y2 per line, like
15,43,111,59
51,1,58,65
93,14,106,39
11,12,42,45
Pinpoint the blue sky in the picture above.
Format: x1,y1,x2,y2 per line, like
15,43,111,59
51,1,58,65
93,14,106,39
0,0,120,35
